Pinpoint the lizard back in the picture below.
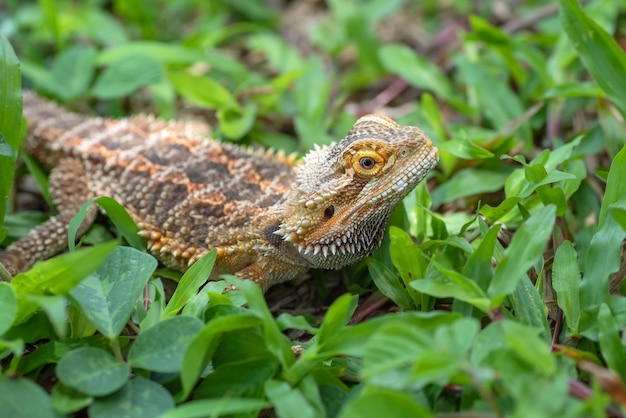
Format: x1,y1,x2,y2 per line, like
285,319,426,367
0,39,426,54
21,91,297,271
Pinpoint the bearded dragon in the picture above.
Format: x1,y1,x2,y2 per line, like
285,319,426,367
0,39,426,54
0,92,438,289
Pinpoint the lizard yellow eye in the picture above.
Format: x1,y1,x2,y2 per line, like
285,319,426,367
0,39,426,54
352,150,385,178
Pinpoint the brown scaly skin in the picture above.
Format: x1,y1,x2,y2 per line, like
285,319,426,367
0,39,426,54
0,92,438,290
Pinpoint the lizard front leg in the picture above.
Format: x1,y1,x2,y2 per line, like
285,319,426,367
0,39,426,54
0,158,97,277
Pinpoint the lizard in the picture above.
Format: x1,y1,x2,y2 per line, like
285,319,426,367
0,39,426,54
0,91,439,290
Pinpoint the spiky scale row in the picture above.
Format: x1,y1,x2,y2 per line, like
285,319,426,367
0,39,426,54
0,93,438,290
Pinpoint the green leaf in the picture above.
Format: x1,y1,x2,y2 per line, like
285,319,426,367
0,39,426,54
265,380,318,418
431,168,511,206
436,133,494,159
598,144,626,228
0,375,61,418
225,277,295,369
316,293,358,346
51,382,94,414
27,295,67,338
128,315,204,373
56,347,130,396
362,321,431,378
0,282,17,335
479,197,522,223
92,53,164,99
169,71,238,110
580,146,626,307
560,0,626,118
159,398,269,418
195,358,277,399
68,197,145,252
379,44,454,104
339,387,432,418
0,37,23,229
552,241,581,332
37,46,96,101
597,303,626,381
508,275,550,340
411,262,492,314
367,258,413,309
217,102,257,139
179,312,263,400
11,241,118,324
501,321,556,377
89,376,174,418
488,205,556,303
463,223,501,290
162,249,216,319
69,246,157,338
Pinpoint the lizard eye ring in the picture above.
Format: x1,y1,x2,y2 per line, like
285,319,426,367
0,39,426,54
352,150,385,178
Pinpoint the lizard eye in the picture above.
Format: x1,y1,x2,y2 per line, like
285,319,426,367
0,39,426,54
359,157,375,170
351,149,385,178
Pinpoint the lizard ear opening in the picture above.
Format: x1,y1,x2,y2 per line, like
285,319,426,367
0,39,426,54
323,205,335,219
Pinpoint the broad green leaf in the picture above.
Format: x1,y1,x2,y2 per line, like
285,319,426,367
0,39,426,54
560,0,626,118
431,168,511,206
162,249,216,319
51,382,93,414
179,313,263,400
27,294,67,338
362,322,431,378
316,293,358,346
412,261,491,314
597,304,626,381
508,275,550,341
246,32,303,73
89,376,174,418
552,241,581,332
97,42,210,66
128,315,204,373
379,44,454,103
265,379,318,418
217,102,257,139
56,347,130,396
437,134,494,159
0,37,23,229
11,241,118,324
92,53,164,99
388,226,428,307
169,71,238,110
479,197,522,223
598,143,626,227
339,387,432,418
542,82,605,99
225,277,295,370
69,246,157,338
293,56,332,145
457,57,529,140
159,398,269,418
0,282,17,335
367,258,413,309
489,205,556,303
463,223,501,290
195,358,277,399
38,46,96,101
0,375,61,418
580,146,626,307
502,321,556,377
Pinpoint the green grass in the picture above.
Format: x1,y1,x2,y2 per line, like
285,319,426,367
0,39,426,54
1,0,626,416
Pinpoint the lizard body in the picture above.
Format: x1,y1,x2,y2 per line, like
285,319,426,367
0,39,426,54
0,92,438,289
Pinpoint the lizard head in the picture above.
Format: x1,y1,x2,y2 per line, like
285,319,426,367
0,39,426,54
274,114,439,270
